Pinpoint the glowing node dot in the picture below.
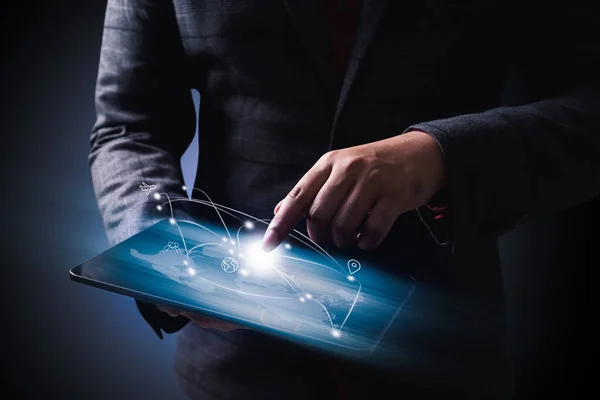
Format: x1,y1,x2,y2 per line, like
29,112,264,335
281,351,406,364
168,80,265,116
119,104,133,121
246,242,276,270
347,275,355,281
239,253,244,258
222,237,228,242
331,329,341,338
188,267,196,275
169,218,176,224
240,268,249,276
245,221,254,229
299,297,305,302
284,243,291,250
230,239,236,245
153,193,161,200
305,293,312,299
229,249,234,254
183,260,188,265
156,205,163,211
182,185,187,191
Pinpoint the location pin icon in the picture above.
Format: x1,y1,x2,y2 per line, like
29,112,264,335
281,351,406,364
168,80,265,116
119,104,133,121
347,259,361,275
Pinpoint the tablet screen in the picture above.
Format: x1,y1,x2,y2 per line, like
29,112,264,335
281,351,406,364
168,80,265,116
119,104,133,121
72,200,415,358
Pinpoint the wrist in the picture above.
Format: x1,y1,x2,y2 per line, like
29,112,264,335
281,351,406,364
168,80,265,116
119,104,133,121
403,130,448,191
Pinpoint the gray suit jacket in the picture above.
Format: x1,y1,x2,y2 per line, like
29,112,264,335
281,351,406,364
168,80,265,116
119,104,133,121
90,0,600,398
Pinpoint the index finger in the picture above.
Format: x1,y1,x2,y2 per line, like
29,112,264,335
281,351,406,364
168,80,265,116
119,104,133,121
262,163,331,251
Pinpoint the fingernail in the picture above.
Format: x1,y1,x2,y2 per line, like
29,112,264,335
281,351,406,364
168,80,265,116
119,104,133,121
262,229,279,252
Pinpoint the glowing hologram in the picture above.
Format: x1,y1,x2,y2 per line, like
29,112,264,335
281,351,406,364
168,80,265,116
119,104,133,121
164,197,345,273
159,196,353,275
164,241,181,253
139,185,366,336
347,259,361,275
78,190,417,356
139,182,157,195
221,257,239,273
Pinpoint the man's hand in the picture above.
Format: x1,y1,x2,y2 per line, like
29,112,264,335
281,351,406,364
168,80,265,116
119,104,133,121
262,130,447,252
158,306,246,332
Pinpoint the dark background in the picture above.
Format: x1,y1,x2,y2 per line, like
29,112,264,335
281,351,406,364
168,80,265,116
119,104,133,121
0,1,591,398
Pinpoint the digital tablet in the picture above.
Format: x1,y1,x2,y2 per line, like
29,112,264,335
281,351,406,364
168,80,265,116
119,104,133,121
70,198,416,359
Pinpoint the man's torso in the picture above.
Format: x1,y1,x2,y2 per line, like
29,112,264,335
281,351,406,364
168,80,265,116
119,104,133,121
167,1,517,398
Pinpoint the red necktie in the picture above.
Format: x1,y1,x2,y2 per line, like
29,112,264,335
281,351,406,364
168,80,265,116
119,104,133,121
322,0,362,75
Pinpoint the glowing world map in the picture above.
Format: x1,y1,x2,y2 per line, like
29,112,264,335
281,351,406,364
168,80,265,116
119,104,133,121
139,185,366,340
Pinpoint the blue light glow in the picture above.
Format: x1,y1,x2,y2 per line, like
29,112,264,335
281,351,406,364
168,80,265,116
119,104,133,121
75,186,417,360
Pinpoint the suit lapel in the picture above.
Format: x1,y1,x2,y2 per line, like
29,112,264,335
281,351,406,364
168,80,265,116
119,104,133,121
282,0,342,105
332,0,390,130
283,0,390,130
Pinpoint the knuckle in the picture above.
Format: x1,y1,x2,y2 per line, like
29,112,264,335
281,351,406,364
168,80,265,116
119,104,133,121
362,225,385,243
333,219,353,238
307,206,329,225
366,165,385,181
341,156,366,172
286,186,311,207
358,237,377,251
287,185,304,200
320,150,337,164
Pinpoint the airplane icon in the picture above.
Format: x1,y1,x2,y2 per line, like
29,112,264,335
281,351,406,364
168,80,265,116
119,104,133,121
139,182,157,195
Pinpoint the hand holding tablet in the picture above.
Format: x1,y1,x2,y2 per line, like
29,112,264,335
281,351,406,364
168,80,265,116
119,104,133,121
157,304,244,332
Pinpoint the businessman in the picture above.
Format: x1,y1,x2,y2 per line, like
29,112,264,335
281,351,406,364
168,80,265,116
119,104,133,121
90,0,599,398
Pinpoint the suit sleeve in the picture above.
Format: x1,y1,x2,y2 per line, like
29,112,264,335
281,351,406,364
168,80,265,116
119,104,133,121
409,3,600,241
89,0,196,338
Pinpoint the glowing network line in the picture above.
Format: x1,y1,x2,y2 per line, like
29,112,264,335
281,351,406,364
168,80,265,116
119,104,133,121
143,183,362,336
165,198,346,275
190,187,233,243
186,242,223,255
157,195,351,280
272,267,338,331
176,220,223,240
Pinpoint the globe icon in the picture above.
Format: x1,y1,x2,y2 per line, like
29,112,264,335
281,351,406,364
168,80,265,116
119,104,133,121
221,257,239,273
